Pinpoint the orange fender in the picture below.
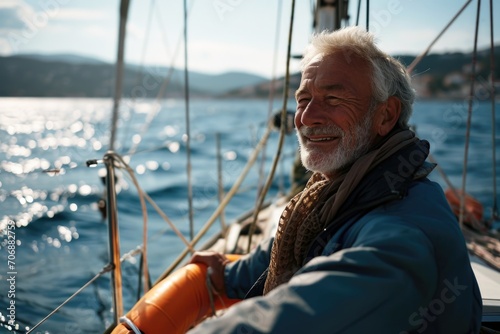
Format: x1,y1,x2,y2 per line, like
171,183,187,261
112,254,241,334
444,188,484,224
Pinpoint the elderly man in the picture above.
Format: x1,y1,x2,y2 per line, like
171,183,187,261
189,26,482,333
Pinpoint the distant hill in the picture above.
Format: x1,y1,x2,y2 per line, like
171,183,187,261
223,46,500,99
0,47,499,98
17,53,109,65
395,46,500,99
0,54,268,97
220,72,302,99
189,71,267,95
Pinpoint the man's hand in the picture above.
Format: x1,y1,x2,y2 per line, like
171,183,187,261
189,251,230,295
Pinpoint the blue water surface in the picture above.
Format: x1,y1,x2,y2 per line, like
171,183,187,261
0,97,499,333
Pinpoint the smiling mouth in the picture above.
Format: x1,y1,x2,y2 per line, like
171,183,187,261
307,136,339,142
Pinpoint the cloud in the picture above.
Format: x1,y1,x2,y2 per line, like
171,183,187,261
0,1,106,31
0,0,35,30
51,8,108,22
380,26,492,57
0,0,110,56
0,0,36,55
178,40,287,77
126,22,146,41
0,7,27,29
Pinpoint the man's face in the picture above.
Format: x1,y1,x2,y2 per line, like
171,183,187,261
295,52,379,178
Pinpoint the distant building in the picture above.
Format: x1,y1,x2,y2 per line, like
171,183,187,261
444,72,465,87
411,74,433,99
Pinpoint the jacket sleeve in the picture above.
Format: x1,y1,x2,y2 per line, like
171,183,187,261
223,237,274,299
188,218,439,334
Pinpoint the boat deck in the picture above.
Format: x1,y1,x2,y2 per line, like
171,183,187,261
471,255,500,323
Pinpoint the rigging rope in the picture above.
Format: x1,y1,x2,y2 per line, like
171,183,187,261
109,152,151,292
247,0,296,252
397,0,486,227
488,0,498,220
459,0,481,228
407,0,472,74
121,0,156,150
312,0,318,32
137,0,155,68
183,0,195,242
143,192,194,252
155,126,273,283
355,0,361,26
110,0,130,151
126,0,196,158
26,241,155,334
26,264,114,334
216,133,227,231
255,0,284,211
426,152,485,232
365,0,369,31
106,151,197,276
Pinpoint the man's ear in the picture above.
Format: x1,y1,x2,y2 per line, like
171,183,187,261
375,96,401,136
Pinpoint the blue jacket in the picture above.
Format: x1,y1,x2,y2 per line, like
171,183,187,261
188,141,482,333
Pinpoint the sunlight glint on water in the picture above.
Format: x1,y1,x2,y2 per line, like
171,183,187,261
0,97,499,333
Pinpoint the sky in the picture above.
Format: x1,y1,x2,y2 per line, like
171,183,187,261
0,0,498,78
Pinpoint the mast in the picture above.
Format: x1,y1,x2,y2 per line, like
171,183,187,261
313,0,350,33
108,0,130,324
110,0,131,151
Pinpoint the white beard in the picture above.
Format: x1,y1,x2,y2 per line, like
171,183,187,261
297,112,374,175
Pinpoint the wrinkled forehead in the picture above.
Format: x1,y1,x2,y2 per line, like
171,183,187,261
298,51,374,97
302,52,372,79
303,51,372,70
302,45,372,66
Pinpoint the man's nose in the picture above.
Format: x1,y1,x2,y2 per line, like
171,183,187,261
299,99,329,127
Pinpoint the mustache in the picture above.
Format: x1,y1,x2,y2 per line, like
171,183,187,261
298,125,344,138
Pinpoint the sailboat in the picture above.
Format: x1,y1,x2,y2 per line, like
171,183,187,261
2,0,499,333
104,1,500,333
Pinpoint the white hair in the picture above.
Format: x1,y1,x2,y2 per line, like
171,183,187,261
300,26,415,127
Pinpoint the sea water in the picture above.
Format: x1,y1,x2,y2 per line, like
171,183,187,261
0,97,499,333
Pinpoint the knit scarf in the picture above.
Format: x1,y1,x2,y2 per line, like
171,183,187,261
263,129,419,294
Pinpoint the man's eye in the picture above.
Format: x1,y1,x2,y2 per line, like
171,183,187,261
326,96,341,104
